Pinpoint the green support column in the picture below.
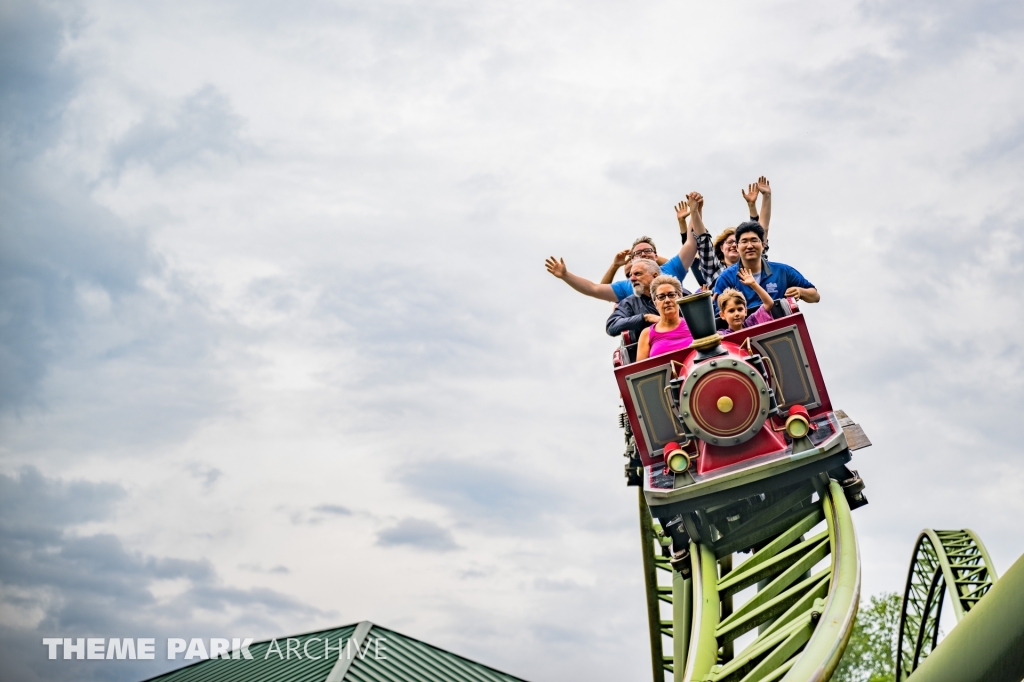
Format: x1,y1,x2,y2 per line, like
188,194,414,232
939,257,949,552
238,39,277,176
639,489,666,682
685,542,721,681
719,554,734,663
673,574,691,682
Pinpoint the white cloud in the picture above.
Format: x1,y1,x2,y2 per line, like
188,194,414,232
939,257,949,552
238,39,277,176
2,0,1024,680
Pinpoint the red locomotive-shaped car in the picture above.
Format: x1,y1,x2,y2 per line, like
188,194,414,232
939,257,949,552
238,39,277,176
614,291,869,529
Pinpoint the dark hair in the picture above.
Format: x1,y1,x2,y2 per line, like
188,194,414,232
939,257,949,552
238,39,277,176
631,236,657,254
734,221,765,244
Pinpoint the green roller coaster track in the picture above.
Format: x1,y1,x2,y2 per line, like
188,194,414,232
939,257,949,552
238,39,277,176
895,529,998,679
639,475,860,682
640,492,1024,682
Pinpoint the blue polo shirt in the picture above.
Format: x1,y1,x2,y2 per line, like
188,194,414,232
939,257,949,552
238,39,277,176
713,260,815,310
611,254,690,302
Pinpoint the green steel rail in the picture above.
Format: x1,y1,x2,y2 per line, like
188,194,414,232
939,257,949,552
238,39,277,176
640,477,860,682
895,529,999,680
903,551,1024,682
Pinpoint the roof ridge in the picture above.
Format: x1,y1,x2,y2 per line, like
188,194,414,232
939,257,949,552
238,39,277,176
324,621,372,682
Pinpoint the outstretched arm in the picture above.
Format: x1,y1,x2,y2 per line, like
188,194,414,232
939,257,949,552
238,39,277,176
688,192,720,283
738,268,775,309
686,192,707,236
599,249,631,285
675,201,698,268
757,176,772,236
545,257,618,302
741,183,760,221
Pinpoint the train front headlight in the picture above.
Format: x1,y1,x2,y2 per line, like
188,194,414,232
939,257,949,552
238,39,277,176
663,441,692,473
784,405,811,439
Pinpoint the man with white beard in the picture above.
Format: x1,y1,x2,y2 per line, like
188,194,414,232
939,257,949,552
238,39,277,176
606,259,690,339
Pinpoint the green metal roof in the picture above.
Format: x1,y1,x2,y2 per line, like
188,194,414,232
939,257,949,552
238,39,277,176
144,622,529,682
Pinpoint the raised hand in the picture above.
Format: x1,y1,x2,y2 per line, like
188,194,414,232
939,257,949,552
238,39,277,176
737,267,755,286
686,192,704,213
742,183,758,205
613,248,631,268
545,256,567,279
757,176,771,195
675,201,691,224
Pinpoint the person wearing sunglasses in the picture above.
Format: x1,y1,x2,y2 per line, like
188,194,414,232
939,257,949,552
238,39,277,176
635,275,693,361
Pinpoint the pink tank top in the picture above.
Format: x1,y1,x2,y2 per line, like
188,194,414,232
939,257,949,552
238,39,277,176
649,320,693,357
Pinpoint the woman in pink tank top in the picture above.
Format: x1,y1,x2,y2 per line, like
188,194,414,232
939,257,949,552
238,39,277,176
636,275,693,360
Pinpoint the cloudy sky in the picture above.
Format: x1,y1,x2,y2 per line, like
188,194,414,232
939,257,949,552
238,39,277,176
2,0,1023,680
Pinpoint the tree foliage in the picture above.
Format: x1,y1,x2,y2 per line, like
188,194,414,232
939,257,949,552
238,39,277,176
833,592,901,682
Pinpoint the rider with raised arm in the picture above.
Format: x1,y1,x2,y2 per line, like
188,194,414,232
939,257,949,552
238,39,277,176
717,268,776,334
713,222,819,309
597,248,632,288
545,200,699,302
690,176,772,289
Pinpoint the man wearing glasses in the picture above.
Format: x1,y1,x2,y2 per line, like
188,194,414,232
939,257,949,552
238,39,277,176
690,178,772,289
546,181,770,301
544,198,699,303
545,234,695,303
712,222,819,310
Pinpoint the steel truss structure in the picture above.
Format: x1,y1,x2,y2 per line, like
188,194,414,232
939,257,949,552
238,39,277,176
894,529,998,680
639,477,859,682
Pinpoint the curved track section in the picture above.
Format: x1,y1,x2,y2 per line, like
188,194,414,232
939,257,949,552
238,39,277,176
641,477,860,682
895,529,998,680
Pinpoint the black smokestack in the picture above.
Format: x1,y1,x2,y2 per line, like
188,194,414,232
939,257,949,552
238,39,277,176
677,290,725,358
677,291,717,340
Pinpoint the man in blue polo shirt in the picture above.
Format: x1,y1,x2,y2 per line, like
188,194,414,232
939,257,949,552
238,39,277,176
610,236,692,299
545,232,696,303
713,221,819,310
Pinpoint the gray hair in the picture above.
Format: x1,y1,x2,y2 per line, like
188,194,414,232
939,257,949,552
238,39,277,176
629,258,661,277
